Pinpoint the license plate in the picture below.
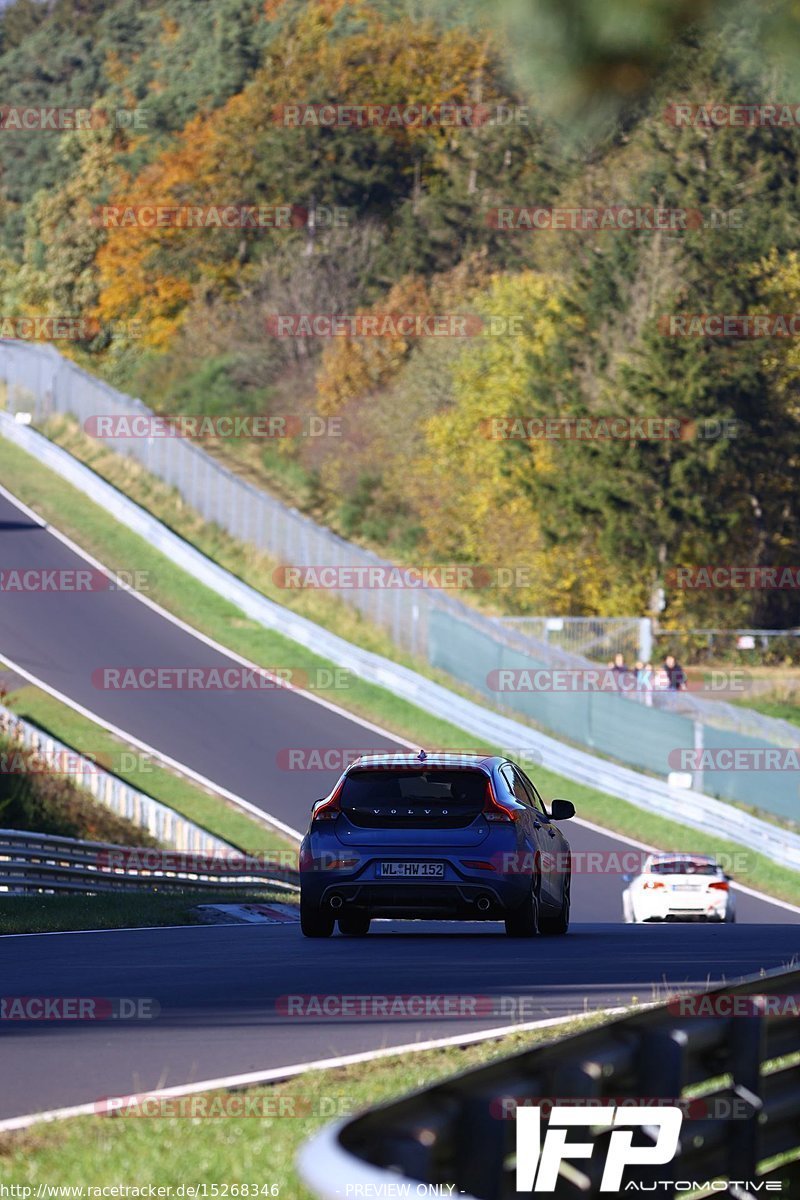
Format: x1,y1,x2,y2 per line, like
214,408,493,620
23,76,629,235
379,861,444,878
672,884,701,892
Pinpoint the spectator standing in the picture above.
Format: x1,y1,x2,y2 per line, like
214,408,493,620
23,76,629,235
610,652,632,692
663,653,687,691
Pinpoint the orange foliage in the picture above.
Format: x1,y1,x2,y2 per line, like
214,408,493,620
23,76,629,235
316,256,494,413
93,1,501,348
93,114,216,346
315,276,431,414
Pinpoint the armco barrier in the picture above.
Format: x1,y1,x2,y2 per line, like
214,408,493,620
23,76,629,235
298,967,800,1198
1,412,799,872
0,702,235,855
3,340,799,812
0,829,298,894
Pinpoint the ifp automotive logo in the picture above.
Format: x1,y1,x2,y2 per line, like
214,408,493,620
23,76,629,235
516,1105,683,1191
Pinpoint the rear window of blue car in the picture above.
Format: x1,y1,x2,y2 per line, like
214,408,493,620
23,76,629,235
340,769,487,811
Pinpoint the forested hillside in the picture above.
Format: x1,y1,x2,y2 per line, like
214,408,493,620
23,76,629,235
1,0,798,629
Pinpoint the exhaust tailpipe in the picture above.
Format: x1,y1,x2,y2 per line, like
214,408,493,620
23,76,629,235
476,895,491,912
329,895,343,909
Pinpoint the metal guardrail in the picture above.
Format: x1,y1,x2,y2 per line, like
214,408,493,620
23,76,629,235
299,967,800,1198
0,701,236,855
1,412,800,870
0,829,298,894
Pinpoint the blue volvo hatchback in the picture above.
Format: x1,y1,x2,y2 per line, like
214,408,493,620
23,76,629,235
298,751,575,937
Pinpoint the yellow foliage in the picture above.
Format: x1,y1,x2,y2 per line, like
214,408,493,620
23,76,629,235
160,15,180,40
103,49,129,88
396,271,616,613
755,248,800,394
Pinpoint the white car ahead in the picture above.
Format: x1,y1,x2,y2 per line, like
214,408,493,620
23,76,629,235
622,853,735,923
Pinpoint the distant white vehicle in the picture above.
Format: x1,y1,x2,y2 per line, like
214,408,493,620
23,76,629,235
622,853,735,924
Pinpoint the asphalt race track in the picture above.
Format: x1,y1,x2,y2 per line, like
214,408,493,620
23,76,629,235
0,486,798,1121
0,488,400,831
2,919,799,1120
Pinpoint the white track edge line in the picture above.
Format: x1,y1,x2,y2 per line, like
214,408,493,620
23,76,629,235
0,922,269,939
5,952,798,1133
0,1007,629,1133
0,481,418,752
0,652,303,844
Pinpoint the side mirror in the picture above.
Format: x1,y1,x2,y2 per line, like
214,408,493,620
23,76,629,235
550,798,575,821
622,874,632,884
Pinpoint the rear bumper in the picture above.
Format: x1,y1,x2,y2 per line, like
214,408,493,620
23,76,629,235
304,877,527,919
636,899,730,921
299,827,546,919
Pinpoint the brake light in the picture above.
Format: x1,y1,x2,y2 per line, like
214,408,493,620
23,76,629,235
708,880,729,891
482,778,520,822
312,781,343,821
642,879,665,890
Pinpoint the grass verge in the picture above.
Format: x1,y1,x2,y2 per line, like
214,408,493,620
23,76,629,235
0,890,293,936
0,1011,614,1192
735,696,800,728
0,433,798,906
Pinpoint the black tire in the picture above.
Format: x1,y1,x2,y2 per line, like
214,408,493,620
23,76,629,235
338,912,371,936
540,874,570,936
505,876,540,937
300,894,335,938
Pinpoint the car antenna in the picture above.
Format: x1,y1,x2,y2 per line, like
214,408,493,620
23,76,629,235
417,749,427,761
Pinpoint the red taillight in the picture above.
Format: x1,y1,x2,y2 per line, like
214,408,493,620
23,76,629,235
312,781,343,821
708,880,729,891
482,778,520,822
642,879,665,890
462,860,497,871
